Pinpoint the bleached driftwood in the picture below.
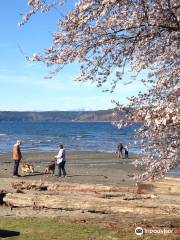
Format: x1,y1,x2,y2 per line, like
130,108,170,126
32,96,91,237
4,192,180,216
12,181,137,193
12,179,180,196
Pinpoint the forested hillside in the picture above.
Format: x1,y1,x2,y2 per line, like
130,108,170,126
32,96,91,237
0,109,124,122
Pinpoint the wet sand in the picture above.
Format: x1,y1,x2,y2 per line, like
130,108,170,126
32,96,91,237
0,151,140,187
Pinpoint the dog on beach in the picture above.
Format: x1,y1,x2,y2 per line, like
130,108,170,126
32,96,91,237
20,163,34,174
44,160,55,175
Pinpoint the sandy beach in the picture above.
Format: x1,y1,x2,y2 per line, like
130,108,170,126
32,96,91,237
0,151,180,239
0,151,139,187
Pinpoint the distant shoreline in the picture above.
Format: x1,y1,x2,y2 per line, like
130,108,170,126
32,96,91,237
0,109,126,122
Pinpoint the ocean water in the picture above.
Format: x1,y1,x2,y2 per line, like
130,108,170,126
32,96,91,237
0,122,140,154
0,121,179,174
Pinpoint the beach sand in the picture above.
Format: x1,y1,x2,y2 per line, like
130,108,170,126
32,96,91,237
0,151,139,187
0,151,179,239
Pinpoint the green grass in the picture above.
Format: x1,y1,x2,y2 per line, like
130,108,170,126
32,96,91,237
0,218,179,240
0,218,118,240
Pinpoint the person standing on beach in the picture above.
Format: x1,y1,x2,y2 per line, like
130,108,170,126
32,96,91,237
12,140,23,177
116,143,124,158
124,145,129,159
55,144,66,177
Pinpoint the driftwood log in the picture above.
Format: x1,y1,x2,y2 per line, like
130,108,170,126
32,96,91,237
11,179,180,195
3,179,179,216
4,191,180,215
11,181,137,193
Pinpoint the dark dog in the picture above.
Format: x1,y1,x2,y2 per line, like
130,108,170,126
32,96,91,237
44,160,55,175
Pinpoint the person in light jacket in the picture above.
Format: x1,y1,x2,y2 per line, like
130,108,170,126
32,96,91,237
124,145,129,159
55,144,66,177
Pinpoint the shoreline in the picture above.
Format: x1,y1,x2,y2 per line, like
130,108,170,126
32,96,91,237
0,151,138,187
0,151,179,185
0,148,142,157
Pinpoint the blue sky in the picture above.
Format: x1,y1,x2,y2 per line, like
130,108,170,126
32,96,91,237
0,0,146,111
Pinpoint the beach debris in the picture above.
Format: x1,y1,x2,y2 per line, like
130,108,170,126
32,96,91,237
11,179,180,196
12,181,48,191
11,181,136,193
0,190,7,205
122,194,156,201
136,181,180,195
16,189,25,194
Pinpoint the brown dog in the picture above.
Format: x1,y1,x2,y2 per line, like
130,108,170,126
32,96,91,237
21,163,34,174
44,160,55,175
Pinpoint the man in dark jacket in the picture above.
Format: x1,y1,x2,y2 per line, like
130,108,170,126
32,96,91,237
116,143,124,158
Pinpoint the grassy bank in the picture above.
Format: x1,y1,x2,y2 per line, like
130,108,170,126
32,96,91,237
0,218,124,240
0,218,178,240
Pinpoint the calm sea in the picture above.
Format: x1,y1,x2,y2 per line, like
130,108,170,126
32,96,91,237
0,122,179,174
0,122,140,154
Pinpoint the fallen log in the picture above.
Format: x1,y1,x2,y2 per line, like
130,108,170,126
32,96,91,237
47,182,136,193
12,179,180,196
4,192,180,216
11,181,137,193
12,179,180,197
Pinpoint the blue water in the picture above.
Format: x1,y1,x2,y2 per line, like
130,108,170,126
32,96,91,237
0,122,140,154
0,122,179,174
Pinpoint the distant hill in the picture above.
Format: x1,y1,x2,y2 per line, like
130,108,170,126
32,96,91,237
0,109,124,122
